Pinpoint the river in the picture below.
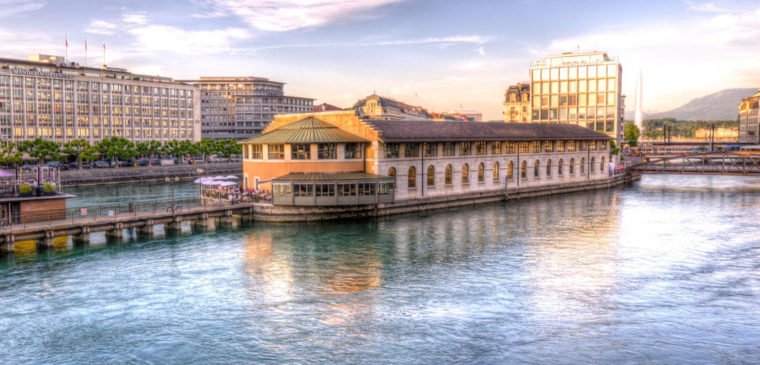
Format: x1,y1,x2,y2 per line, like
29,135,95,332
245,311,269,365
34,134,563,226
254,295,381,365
1,175,759,364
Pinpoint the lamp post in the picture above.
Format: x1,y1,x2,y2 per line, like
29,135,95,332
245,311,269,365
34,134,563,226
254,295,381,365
196,168,204,206
165,176,179,213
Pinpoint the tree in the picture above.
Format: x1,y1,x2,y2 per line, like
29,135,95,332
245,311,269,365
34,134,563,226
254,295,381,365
96,137,137,167
624,122,641,147
18,138,61,187
62,139,97,169
195,139,216,162
215,139,242,162
0,142,22,167
609,140,620,155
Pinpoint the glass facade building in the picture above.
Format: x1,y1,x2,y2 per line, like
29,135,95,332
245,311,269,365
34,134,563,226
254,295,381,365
187,77,314,140
0,54,200,146
529,52,624,141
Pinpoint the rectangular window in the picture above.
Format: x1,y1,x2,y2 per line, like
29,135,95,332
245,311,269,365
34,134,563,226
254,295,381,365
317,143,337,159
251,144,263,159
544,141,554,152
344,143,362,159
518,142,529,153
338,183,357,196
293,184,314,197
475,141,487,155
567,141,576,152
506,142,517,154
490,142,502,155
315,184,335,197
530,141,541,153
358,183,375,196
384,143,399,158
459,142,472,156
268,144,284,159
291,144,311,160
556,140,565,152
424,143,437,157
404,143,419,158
442,142,456,156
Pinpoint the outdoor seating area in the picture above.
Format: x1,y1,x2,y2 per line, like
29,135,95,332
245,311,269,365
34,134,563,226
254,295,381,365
196,175,272,205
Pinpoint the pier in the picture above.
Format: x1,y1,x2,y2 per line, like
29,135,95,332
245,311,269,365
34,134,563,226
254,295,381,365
0,202,255,254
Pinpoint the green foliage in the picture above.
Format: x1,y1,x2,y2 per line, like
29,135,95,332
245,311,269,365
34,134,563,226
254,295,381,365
96,137,137,166
0,142,23,166
641,118,737,139
18,138,61,165
624,122,640,147
609,140,621,155
18,184,32,194
63,139,97,169
42,182,56,193
214,139,242,160
136,140,162,159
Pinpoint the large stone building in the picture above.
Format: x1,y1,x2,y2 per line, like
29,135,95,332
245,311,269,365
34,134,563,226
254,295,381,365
738,90,760,143
0,54,200,146
503,82,530,122
528,51,624,141
239,110,613,205
185,77,314,140
353,94,430,120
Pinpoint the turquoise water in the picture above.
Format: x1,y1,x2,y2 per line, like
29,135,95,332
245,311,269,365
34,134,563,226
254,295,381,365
1,175,760,363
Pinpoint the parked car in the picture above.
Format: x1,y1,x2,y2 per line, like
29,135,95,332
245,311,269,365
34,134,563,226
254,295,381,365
93,160,110,168
136,158,150,167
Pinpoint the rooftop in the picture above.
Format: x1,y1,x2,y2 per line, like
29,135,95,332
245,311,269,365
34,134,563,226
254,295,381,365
273,172,393,182
239,117,369,144
0,55,179,84
368,120,611,142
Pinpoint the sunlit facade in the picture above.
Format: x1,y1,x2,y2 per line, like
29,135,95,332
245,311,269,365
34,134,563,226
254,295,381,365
738,90,760,143
0,54,200,145
529,51,624,141
503,82,530,122
186,77,314,140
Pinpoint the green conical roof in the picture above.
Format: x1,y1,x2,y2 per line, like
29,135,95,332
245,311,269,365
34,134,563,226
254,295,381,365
239,117,369,144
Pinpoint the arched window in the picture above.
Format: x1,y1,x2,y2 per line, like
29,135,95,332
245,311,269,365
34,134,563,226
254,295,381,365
388,167,396,187
445,164,452,185
569,158,575,174
600,157,605,174
478,162,485,183
493,162,500,182
546,159,552,177
580,157,585,173
462,163,470,184
521,161,527,179
427,165,435,186
507,161,513,179
590,157,596,173
558,159,564,176
408,166,416,189
534,160,540,178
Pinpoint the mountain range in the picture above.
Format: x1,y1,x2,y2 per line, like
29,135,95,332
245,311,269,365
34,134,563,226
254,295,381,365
625,88,758,121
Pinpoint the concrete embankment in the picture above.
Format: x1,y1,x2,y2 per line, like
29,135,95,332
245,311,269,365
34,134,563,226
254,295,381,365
250,175,634,222
22,163,242,187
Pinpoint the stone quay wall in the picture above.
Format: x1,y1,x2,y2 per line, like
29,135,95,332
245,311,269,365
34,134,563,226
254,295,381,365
23,163,242,187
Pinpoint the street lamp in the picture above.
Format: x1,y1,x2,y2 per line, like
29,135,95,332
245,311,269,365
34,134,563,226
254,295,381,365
165,176,180,212
196,168,204,206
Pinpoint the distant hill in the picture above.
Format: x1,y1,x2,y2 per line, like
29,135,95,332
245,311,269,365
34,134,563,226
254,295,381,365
626,88,758,121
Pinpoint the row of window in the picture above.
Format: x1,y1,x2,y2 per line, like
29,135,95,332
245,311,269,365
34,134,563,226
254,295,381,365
384,140,608,159
243,143,363,160
0,75,194,97
274,182,394,197
389,157,607,189
7,127,192,139
531,64,619,80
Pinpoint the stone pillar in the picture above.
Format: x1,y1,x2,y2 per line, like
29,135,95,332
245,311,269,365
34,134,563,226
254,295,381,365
194,213,215,231
0,234,15,255
222,211,239,230
106,223,124,240
137,219,154,237
73,226,91,245
38,230,56,250
166,219,183,234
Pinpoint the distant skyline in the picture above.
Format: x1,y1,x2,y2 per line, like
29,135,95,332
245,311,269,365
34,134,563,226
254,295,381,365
0,0,758,120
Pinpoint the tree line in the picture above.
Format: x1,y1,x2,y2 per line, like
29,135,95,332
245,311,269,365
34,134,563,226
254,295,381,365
0,137,243,170
639,118,737,139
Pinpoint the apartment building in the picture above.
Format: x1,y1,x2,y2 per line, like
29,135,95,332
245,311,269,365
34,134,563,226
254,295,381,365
738,90,760,143
503,82,530,122
0,54,200,145
186,77,314,140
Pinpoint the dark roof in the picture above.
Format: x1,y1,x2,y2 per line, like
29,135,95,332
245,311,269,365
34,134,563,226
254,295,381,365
368,120,611,142
273,172,393,182
239,117,369,144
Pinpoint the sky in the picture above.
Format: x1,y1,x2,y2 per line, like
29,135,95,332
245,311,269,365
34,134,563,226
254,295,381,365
0,0,758,120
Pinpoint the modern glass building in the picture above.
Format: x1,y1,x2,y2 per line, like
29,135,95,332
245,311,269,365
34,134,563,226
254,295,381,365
529,51,624,141
185,77,314,140
0,54,200,146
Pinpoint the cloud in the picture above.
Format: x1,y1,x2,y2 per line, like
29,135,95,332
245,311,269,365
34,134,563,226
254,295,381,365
541,6,760,112
0,0,45,17
128,25,251,55
203,0,403,31
255,35,489,51
86,20,118,35
122,13,147,25
683,0,728,13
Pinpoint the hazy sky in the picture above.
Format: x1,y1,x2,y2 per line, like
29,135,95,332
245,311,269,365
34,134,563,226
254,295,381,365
1,0,758,120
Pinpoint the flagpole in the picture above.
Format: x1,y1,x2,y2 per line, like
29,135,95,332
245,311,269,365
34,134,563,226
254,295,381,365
64,34,68,62
84,37,88,67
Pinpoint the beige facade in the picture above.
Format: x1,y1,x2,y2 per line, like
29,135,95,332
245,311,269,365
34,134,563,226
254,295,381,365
738,90,760,143
529,51,624,141
0,55,200,145
503,82,530,122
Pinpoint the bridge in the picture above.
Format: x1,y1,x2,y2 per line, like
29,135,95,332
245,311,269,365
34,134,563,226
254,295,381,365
0,202,256,254
628,152,760,176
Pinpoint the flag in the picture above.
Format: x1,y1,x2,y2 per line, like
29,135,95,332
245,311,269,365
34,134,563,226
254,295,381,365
84,38,87,52
102,41,105,51
64,34,68,48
